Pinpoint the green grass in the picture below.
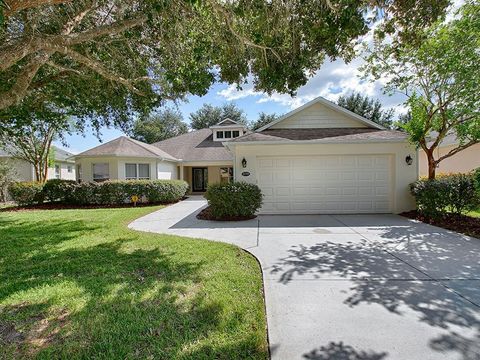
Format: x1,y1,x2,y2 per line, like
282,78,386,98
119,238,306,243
0,206,267,359
468,208,480,218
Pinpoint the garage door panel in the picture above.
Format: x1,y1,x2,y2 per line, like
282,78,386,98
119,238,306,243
257,155,393,214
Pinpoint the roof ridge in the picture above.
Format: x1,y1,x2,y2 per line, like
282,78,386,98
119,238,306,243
127,137,178,160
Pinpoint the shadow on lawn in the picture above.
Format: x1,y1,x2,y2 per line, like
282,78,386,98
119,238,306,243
270,224,480,359
0,217,266,359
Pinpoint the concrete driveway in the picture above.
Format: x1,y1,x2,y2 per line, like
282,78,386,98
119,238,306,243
129,196,480,360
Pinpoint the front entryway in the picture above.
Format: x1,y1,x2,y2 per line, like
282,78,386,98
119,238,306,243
192,167,208,192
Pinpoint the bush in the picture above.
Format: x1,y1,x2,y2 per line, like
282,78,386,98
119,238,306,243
43,179,77,203
410,173,479,217
7,179,188,206
8,182,44,206
69,180,189,205
474,168,480,194
205,182,263,219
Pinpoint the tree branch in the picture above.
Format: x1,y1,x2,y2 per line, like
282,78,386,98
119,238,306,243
3,0,70,16
0,51,52,111
57,47,145,95
436,140,479,163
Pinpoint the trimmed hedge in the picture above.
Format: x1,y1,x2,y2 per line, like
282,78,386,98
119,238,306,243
205,182,263,218
8,182,44,206
410,173,479,217
43,179,77,203
8,179,188,206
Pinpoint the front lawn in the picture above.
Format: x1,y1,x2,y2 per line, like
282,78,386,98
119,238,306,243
0,206,267,359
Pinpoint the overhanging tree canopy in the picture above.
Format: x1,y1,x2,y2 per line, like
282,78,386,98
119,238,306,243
0,0,450,133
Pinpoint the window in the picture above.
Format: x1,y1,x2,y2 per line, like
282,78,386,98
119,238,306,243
233,130,240,138
138,164,150,179
220,167,234,183
54,164,60,179
67,165,72,173
125,163,137,180
125,163,150,180
216,131,224,139
93,163,109,182
224,130,232,138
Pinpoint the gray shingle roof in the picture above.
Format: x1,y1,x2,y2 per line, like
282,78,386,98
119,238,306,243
229,128,408,143
75,136,178,161
152,129,233,162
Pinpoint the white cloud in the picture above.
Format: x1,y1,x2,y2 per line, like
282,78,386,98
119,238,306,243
217,57,406,113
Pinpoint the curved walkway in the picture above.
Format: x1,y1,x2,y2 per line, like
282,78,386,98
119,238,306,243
129,196,480,360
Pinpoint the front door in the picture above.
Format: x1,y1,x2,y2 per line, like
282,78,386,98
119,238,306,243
192,167,208,192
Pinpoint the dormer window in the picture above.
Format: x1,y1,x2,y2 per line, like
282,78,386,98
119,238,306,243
211,118,248,141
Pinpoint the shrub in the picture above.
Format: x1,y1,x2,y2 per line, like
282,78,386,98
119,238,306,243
43,179,77,203
69,180,189,205
8,182,44,206
474,168,480,194
205,182,263,219
410,173,479,217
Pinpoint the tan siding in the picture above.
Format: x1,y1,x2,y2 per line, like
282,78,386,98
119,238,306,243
271,102,367,129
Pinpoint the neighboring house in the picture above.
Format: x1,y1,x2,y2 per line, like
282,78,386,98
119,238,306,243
0,146,76,181
418,134,480,177
75,96,418,214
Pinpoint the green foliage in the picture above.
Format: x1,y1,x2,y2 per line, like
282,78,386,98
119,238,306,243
364,1,480,179
71,180,189,206
8,180,188,206
410,174,479,217
251,112,279,130
43,179,77,203
337,92,394,128
205,182,263,218
129,108,188,144
190,103,248,129
1,1,448,135
474,168,480,194
8,182,44,206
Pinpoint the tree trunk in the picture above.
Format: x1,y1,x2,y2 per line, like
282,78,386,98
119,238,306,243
426,149,436,180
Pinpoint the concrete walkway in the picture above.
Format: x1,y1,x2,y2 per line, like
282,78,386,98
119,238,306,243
129,196,480,360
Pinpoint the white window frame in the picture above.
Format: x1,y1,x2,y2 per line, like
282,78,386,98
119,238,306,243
125,163,150,180
216,131,224,139
54,164,60,179
92,163,109,182
232,130,240,138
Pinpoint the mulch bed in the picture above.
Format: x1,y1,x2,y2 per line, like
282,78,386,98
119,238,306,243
401,210,480,239
196,206,256,222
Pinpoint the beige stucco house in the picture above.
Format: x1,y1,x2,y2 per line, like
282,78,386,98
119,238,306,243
75,96,418,214
0,146,76,181
418,134,480,177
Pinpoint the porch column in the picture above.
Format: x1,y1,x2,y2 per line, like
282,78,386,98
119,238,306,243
179,164,184,181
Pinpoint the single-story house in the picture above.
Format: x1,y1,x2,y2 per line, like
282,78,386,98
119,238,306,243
419,134,480,177
0,145,76,181
74,96,418,214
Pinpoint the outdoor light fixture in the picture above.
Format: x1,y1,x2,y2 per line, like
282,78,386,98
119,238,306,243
242,157,247,168
405,155,413,166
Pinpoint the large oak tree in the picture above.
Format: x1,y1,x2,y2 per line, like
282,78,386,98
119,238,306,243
0,0,449,134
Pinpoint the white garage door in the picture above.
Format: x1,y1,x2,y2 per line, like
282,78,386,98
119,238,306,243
257,155,393,214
